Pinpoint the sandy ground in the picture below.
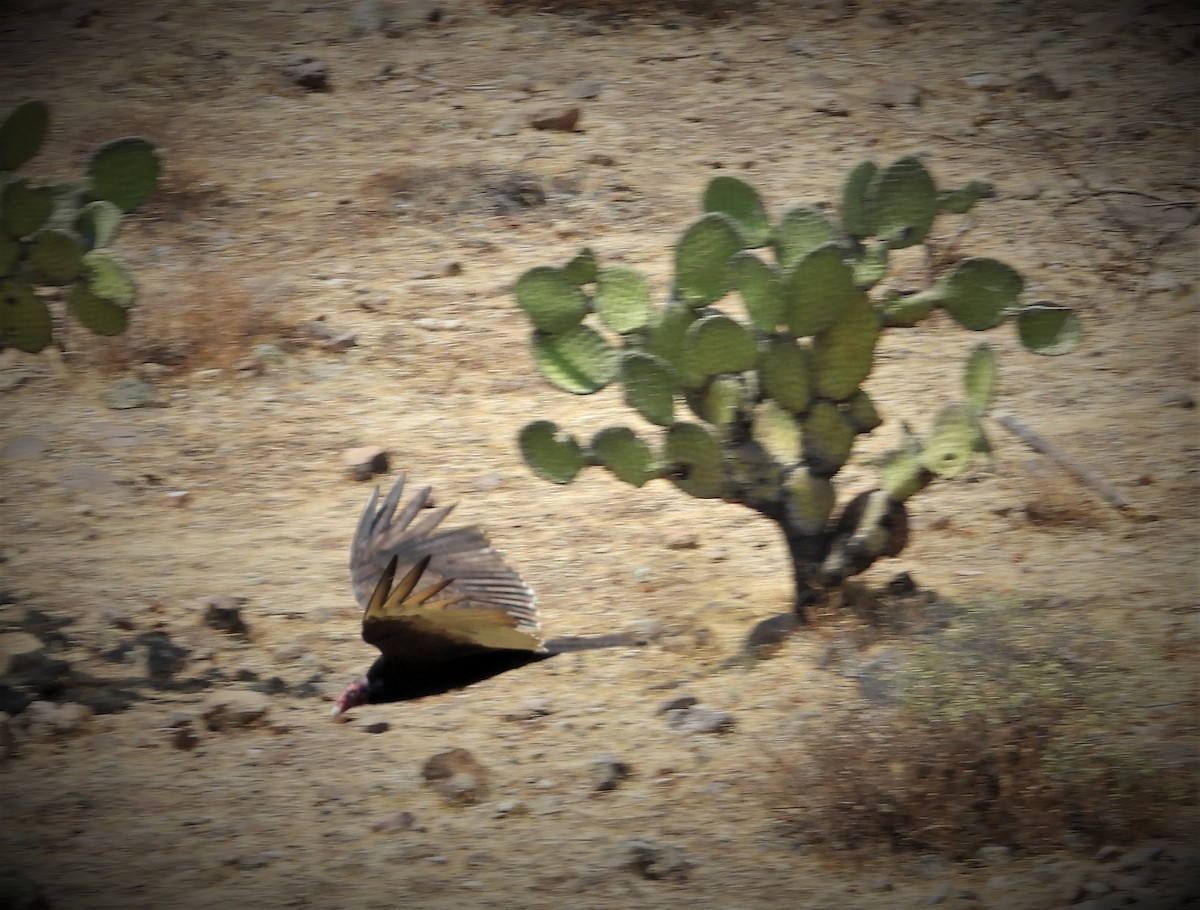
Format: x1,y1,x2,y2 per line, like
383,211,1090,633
1,1,1198,908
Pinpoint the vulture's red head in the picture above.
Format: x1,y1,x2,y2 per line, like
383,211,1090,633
331,677,370,717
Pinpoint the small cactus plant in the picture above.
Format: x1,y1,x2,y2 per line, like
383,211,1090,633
0,100,161,354
514,157,1081,617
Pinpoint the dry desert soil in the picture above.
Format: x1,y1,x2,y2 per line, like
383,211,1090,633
1,1,1198,909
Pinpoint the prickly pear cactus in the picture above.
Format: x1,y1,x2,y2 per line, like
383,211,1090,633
513,156,1081,616
0,100,161,354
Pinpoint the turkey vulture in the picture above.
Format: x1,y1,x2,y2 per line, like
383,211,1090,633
332,476,636,715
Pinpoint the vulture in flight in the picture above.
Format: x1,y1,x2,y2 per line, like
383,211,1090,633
332,476,635,715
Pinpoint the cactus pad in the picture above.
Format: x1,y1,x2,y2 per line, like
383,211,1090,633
867,155,938,249
772,205,837,270
729,251,784,332
620,351,676,426
753,400,802,465
0,235,17,274
82,249,136,306
783,244,860,337
516,266,589,334
880,437,928,502
921,403,980,478
645,300,702,388
938,180,993,215
75,200,123,249
1,178,53,238
0,278,52,352
1017,303,1082,355
591,426,659,487
938,257,1023,331
964,343,997,414
673,212,743,308
881,288,937,327
703,175,770,247
27,228,85,284
802,401,856,475
0,100,49,172
783,467,836,534
852,241,889,290
812,295,880,401
845,389,883,434
519,420,585,484
87,137,161,212
683,313,757,380
839,159,878,238
531,324,617,394
562,246,597,286
759,335,812,414
594,265,653,334
691,374,747,427
67,282,129,336
663,422,726,499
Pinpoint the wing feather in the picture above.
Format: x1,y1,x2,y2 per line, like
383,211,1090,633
351,476,542,662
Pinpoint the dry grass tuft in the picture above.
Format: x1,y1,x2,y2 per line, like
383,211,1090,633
774,600,1198,860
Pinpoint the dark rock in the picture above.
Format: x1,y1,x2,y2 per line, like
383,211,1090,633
1162,390,1195,409
885,571,918,596
281,54,330,92
656,695,698,714
1014,69,1070,100
591,753,631,792
0,867,50,909
872,81,922,107
140,631,189,681
343,446,389,481
165,714,198,750
421,748,490,805
620,837,692,882
745,612,801,659
200,595,249,634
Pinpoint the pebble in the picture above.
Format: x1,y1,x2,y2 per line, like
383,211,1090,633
281,53,330,92
422,748,490,805
199,594,249,634
1161,390,1195,409
370,809,416,832
530,106,580,132
102,376,157,410
664,702,735,735
663,530,699,550
619,837,692,882
567,79,602,100
200,689,270,731
591,753,631,792
872,81,922,107
342,445,390,481
18,699,91,740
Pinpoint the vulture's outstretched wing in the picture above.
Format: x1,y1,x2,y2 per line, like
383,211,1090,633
349,476,542,664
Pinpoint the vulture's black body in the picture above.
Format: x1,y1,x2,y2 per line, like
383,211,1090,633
333,476,633,714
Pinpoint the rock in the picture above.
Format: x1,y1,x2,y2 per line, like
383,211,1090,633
745,612,800,659
885,571,919,596
502,697,552,721
358,718,390,734
784,36,816,56
619,837,692,882
422,748,490,805
872,81,922,107
0,632,45,675
18,700,91,740
591,753,631,792
530,106,580,132
412,317,462,331
350,0,441,37
322,331,358,353
343,446,389,481
370,810,416,832
200,689,270,731
810,92,849,115
663,531,699,550
664,702,735,735
139,631,189,681
1014,69,1070,100
199,594,249,634
656,695,698,714
281,54,330,92
961,72,1005,91
567,79,602,100
102,376,157,410
489,113,524,137
1161,390,1195,409
1,435,45,459
164,714,198,750
271,642,306,663
976,844,1012,866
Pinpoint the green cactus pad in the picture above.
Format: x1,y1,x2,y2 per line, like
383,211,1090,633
772,205,837,271
0,234,18,275
938,180,993,215
802,401,856,475
964,342,997,414
939,257,1023,331
47,180,88,231
867,156,938,249
783,244,860,337
75,200,123,249
759,335,812,414
645,300,702,388
683,313,757,380
729,251,783,332
594,266,653,334
783,467,836,533
1,178,53,239
591,426,659,487
921,403,980,478
753,400,801,465
0,278,52,352
673,212,743,308
845,389,883,434
518,420,585,484
880,288,937,327
531,324,617,394
27,228,85,284
663,421,725,499
0,100,49,172
562,246,597,286
515,265,590,334
839,160,878,238
702,175,770,247
852,241,889,290
82,249,136,306
1016,303,1082,355
620,351,676,426
812,295,881,401
879,434,929,502
87,137,161,212
67,282,129,336
690,374,746,427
